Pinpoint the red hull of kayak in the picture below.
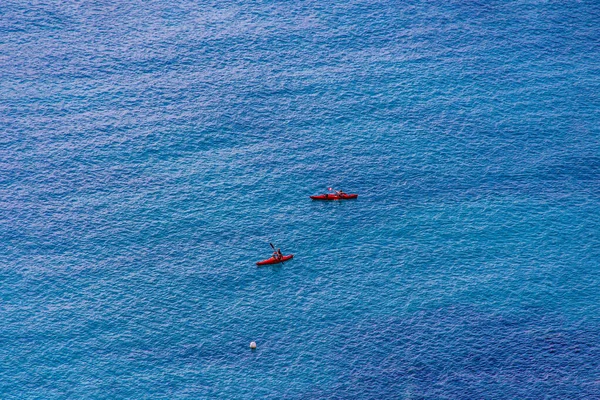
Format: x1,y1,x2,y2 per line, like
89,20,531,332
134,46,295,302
310,194,358,200
256,254,294,266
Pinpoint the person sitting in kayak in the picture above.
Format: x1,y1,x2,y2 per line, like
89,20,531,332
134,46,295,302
272,249,283,260
335,190,346,196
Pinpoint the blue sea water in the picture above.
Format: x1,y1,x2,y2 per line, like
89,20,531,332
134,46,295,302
1,0,600,398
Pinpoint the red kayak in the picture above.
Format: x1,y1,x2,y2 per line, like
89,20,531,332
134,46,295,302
310,193,358,200
256,254,294,266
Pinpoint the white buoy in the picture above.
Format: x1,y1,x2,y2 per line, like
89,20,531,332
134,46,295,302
250,341,257,349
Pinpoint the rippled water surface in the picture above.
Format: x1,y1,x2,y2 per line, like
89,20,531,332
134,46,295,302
1,0,599,398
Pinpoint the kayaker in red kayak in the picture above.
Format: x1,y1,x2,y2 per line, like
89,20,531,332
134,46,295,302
310,188,358,200
256,244,294,266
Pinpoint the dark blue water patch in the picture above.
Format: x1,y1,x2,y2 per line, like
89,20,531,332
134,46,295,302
292,308,600,399
538,155,600,182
